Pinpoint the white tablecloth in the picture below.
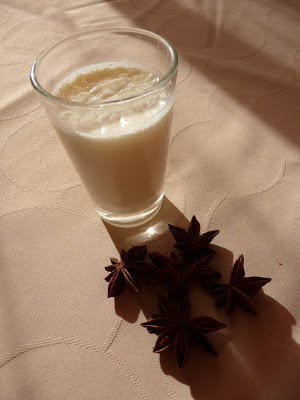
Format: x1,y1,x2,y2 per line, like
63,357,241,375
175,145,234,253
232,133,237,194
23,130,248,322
0,0,300,399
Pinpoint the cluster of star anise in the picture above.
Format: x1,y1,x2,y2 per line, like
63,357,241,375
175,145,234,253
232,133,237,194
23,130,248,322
104,216,271,370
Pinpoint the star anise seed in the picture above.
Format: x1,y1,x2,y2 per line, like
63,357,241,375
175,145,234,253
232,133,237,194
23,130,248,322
141,295,226,370
209,254,271,315
105,245,154,298
168,216,219,260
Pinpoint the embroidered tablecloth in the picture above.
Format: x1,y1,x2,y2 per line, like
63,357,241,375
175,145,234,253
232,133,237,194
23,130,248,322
0,1,300,399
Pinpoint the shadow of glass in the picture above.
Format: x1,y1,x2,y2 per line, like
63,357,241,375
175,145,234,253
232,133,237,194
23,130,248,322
102,195,186,250
161,280,300,400
105,196,300,398
158,287,300,400
114,285,141,323
109,197,189,322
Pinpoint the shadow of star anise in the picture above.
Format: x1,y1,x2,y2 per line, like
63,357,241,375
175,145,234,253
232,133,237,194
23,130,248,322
169,215,219,260
209,254,271,315
105,245,154,298
148,251,186,299
141,295,226,370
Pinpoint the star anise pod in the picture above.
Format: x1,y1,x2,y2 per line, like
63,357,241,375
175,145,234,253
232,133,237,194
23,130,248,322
168,216,219,260
148,251,186,299
141,295,226,370
105,245,154,298
209,254,271,315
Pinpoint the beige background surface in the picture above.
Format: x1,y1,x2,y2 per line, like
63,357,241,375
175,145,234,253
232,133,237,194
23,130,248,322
0,0,300,399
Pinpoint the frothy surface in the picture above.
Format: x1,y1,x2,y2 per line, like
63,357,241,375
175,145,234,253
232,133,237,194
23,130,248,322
55,63,160,103
53,62,168,137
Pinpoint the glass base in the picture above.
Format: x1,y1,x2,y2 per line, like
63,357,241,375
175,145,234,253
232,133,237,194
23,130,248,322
96,194,163,228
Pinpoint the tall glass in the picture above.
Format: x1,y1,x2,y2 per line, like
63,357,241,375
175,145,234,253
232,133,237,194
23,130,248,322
30,28,178,227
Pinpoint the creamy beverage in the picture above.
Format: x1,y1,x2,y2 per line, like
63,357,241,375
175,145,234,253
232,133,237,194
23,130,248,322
52,63,173,219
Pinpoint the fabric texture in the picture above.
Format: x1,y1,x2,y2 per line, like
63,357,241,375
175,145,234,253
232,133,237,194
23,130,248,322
0,0,300,399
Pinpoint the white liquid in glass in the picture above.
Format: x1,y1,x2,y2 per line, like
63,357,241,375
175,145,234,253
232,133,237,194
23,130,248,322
53,62,173,217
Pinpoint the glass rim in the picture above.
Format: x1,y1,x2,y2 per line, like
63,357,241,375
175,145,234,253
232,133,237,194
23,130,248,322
30,27,178,108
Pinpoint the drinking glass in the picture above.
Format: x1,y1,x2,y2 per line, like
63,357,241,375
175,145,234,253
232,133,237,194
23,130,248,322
30,28,178,227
